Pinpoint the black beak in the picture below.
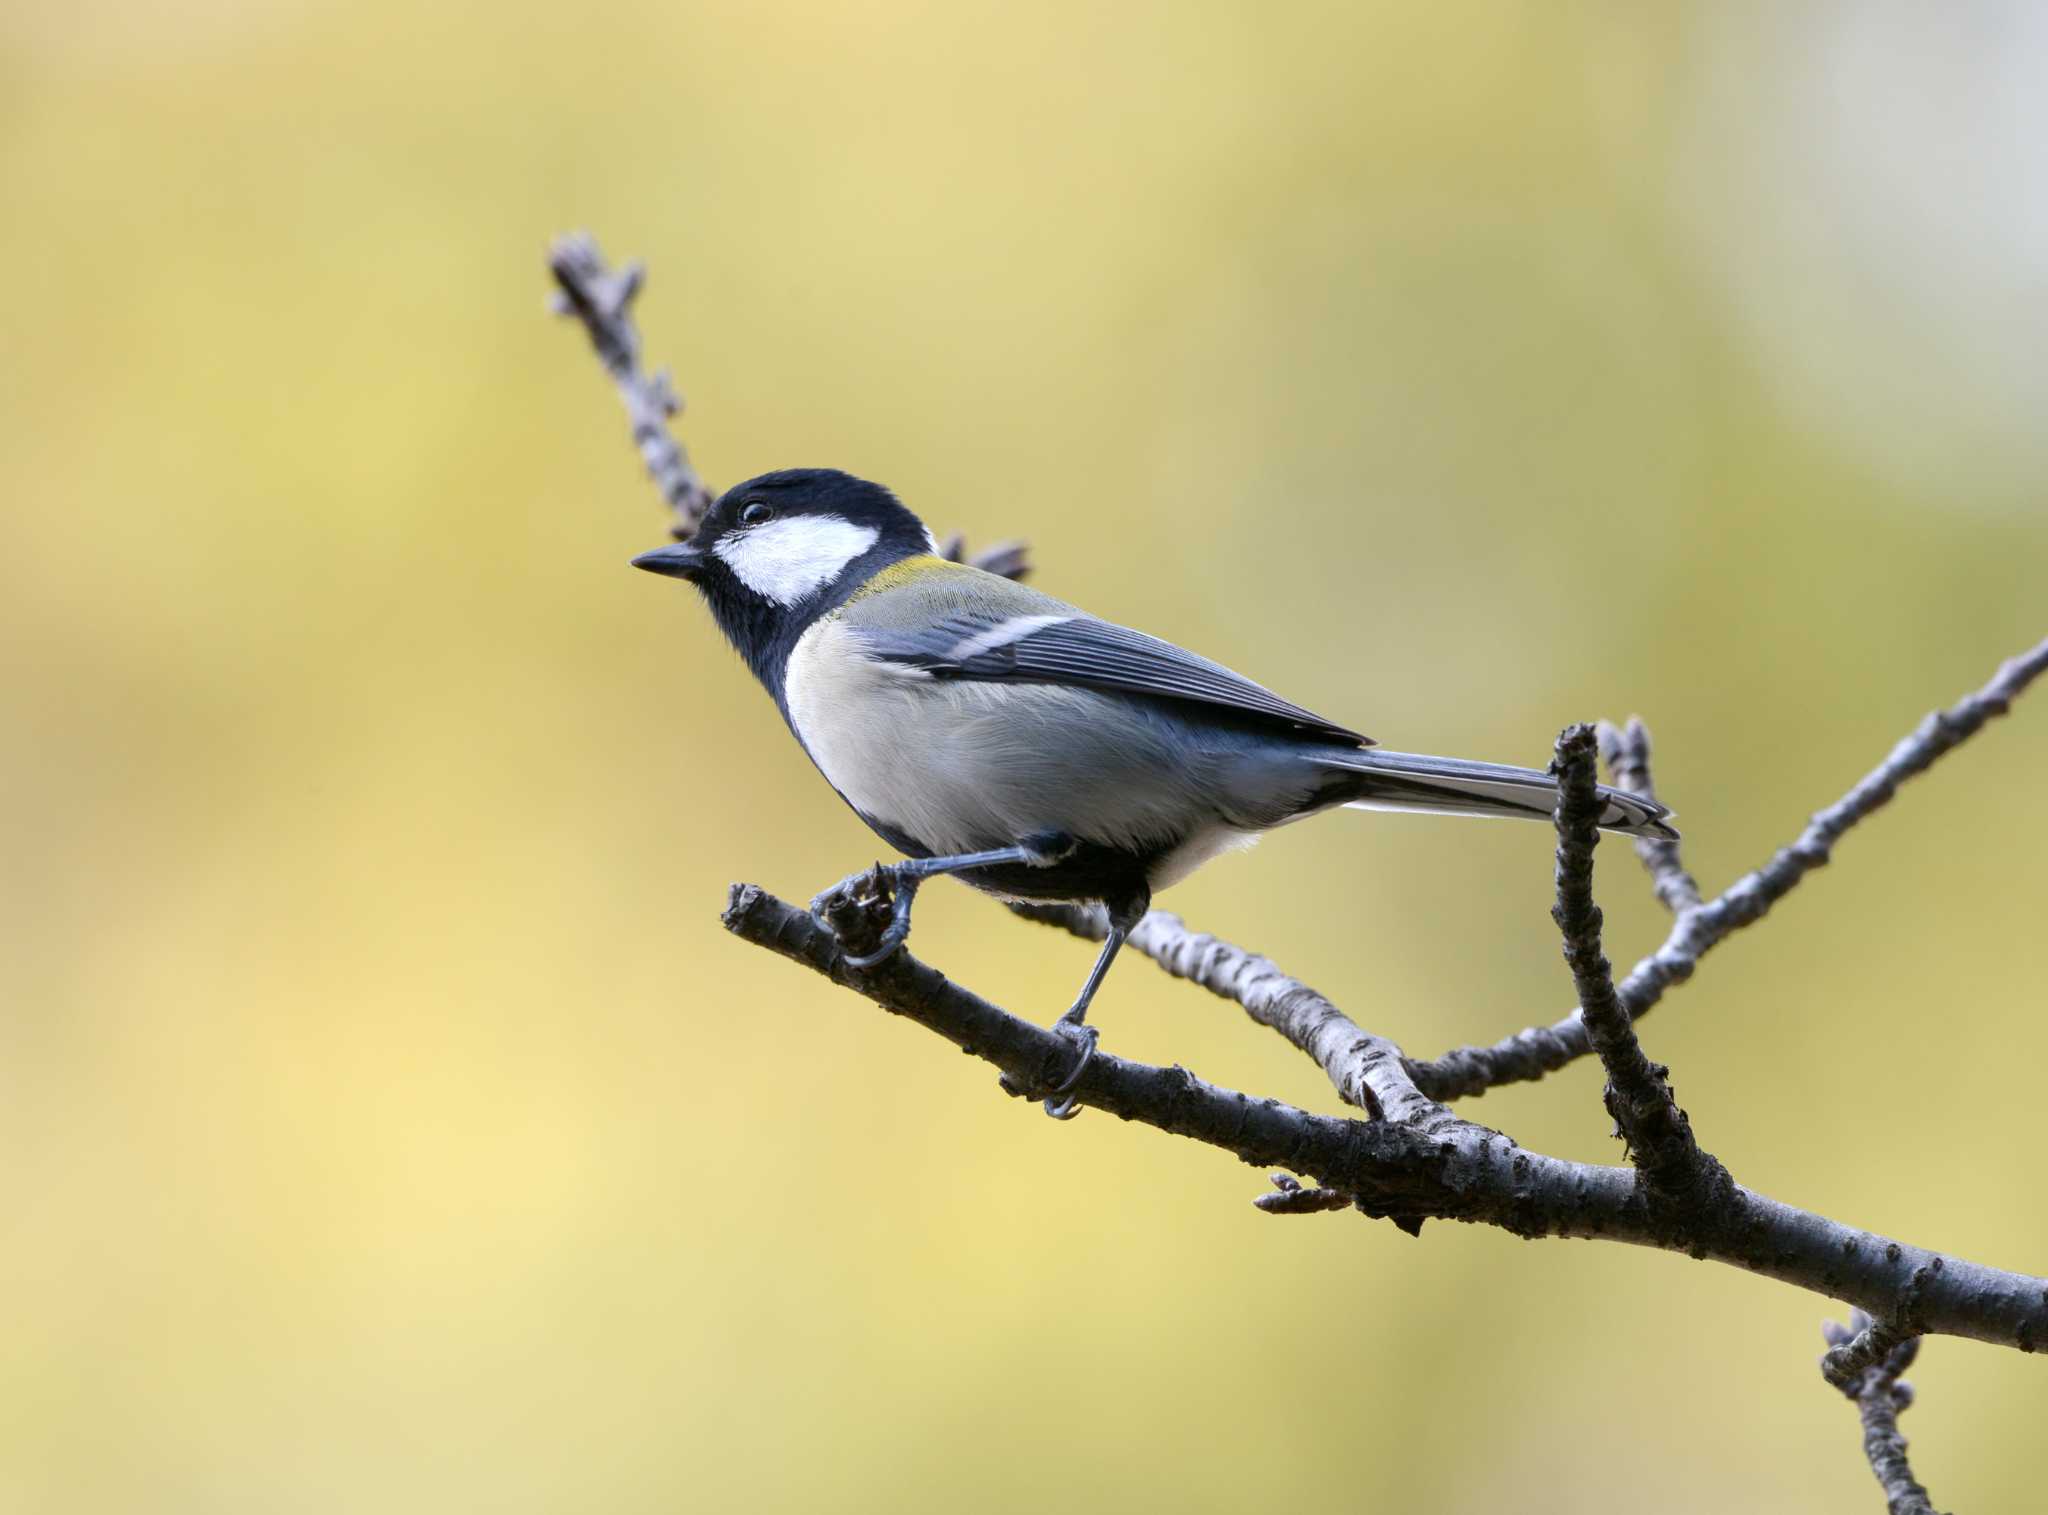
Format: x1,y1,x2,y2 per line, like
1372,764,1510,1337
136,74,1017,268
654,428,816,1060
631,542,707,580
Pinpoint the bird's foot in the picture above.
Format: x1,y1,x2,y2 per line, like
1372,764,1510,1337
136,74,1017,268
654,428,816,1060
1040,1018,1098,1119
810,864,919,969
999,1015,1099,1121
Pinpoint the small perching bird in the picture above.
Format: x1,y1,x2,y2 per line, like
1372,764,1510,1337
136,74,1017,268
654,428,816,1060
634,469,1675,1118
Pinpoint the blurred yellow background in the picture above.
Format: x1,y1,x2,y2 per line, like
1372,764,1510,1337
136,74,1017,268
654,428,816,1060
4,3,2045,1510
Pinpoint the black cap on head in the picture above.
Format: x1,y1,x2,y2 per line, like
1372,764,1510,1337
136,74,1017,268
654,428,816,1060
701,469,926,543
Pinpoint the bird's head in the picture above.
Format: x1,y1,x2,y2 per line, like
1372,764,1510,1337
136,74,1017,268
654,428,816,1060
631,468,933,676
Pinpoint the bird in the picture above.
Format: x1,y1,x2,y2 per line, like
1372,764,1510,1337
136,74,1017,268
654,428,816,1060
632,468,1675,1119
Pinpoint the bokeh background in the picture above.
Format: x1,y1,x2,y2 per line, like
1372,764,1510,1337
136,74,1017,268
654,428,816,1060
5,3,2046,1510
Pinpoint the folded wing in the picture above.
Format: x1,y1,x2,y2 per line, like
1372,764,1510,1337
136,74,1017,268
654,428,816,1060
856,607,1370,746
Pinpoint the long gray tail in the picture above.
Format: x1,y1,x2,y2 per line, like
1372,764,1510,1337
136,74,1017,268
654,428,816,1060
1326,747,1677,840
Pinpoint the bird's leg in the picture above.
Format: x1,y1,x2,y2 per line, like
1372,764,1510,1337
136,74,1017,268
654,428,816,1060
1007,887,1148,1121
1034,924,1126,1119
810,834,1076,969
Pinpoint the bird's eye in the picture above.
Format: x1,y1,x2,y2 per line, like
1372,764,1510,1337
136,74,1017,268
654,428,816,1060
740,501,775,526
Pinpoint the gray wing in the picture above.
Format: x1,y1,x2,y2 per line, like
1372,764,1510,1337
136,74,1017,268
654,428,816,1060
855,605,1371,746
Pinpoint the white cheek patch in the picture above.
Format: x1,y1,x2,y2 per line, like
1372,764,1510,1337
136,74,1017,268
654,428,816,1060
713,515,881,606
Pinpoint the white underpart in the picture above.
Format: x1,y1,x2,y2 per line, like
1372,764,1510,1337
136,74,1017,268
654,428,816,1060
785,616,1265,895
1146,825,1262,891
947,613,1071,661
713,515,880,606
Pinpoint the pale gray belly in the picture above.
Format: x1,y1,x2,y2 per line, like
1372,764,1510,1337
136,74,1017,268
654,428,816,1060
783,617,1263,868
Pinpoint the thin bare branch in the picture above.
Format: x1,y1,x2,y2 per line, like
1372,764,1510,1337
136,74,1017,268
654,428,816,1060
1821,1312,1945,1514
935,530,1034,583
1596,717,1701,913
1408,636,2048,1101
1009,901,1444,1128
1548,724,1722,1204
548,232,715,541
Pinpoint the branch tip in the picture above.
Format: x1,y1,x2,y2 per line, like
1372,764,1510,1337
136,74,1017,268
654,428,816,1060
547,231,715,538
1254,1175,1354,1215
1816,1312,1943,1513
1596,715,1701,913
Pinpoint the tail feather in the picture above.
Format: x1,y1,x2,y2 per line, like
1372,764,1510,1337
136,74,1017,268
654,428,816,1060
1326,747,1677,840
